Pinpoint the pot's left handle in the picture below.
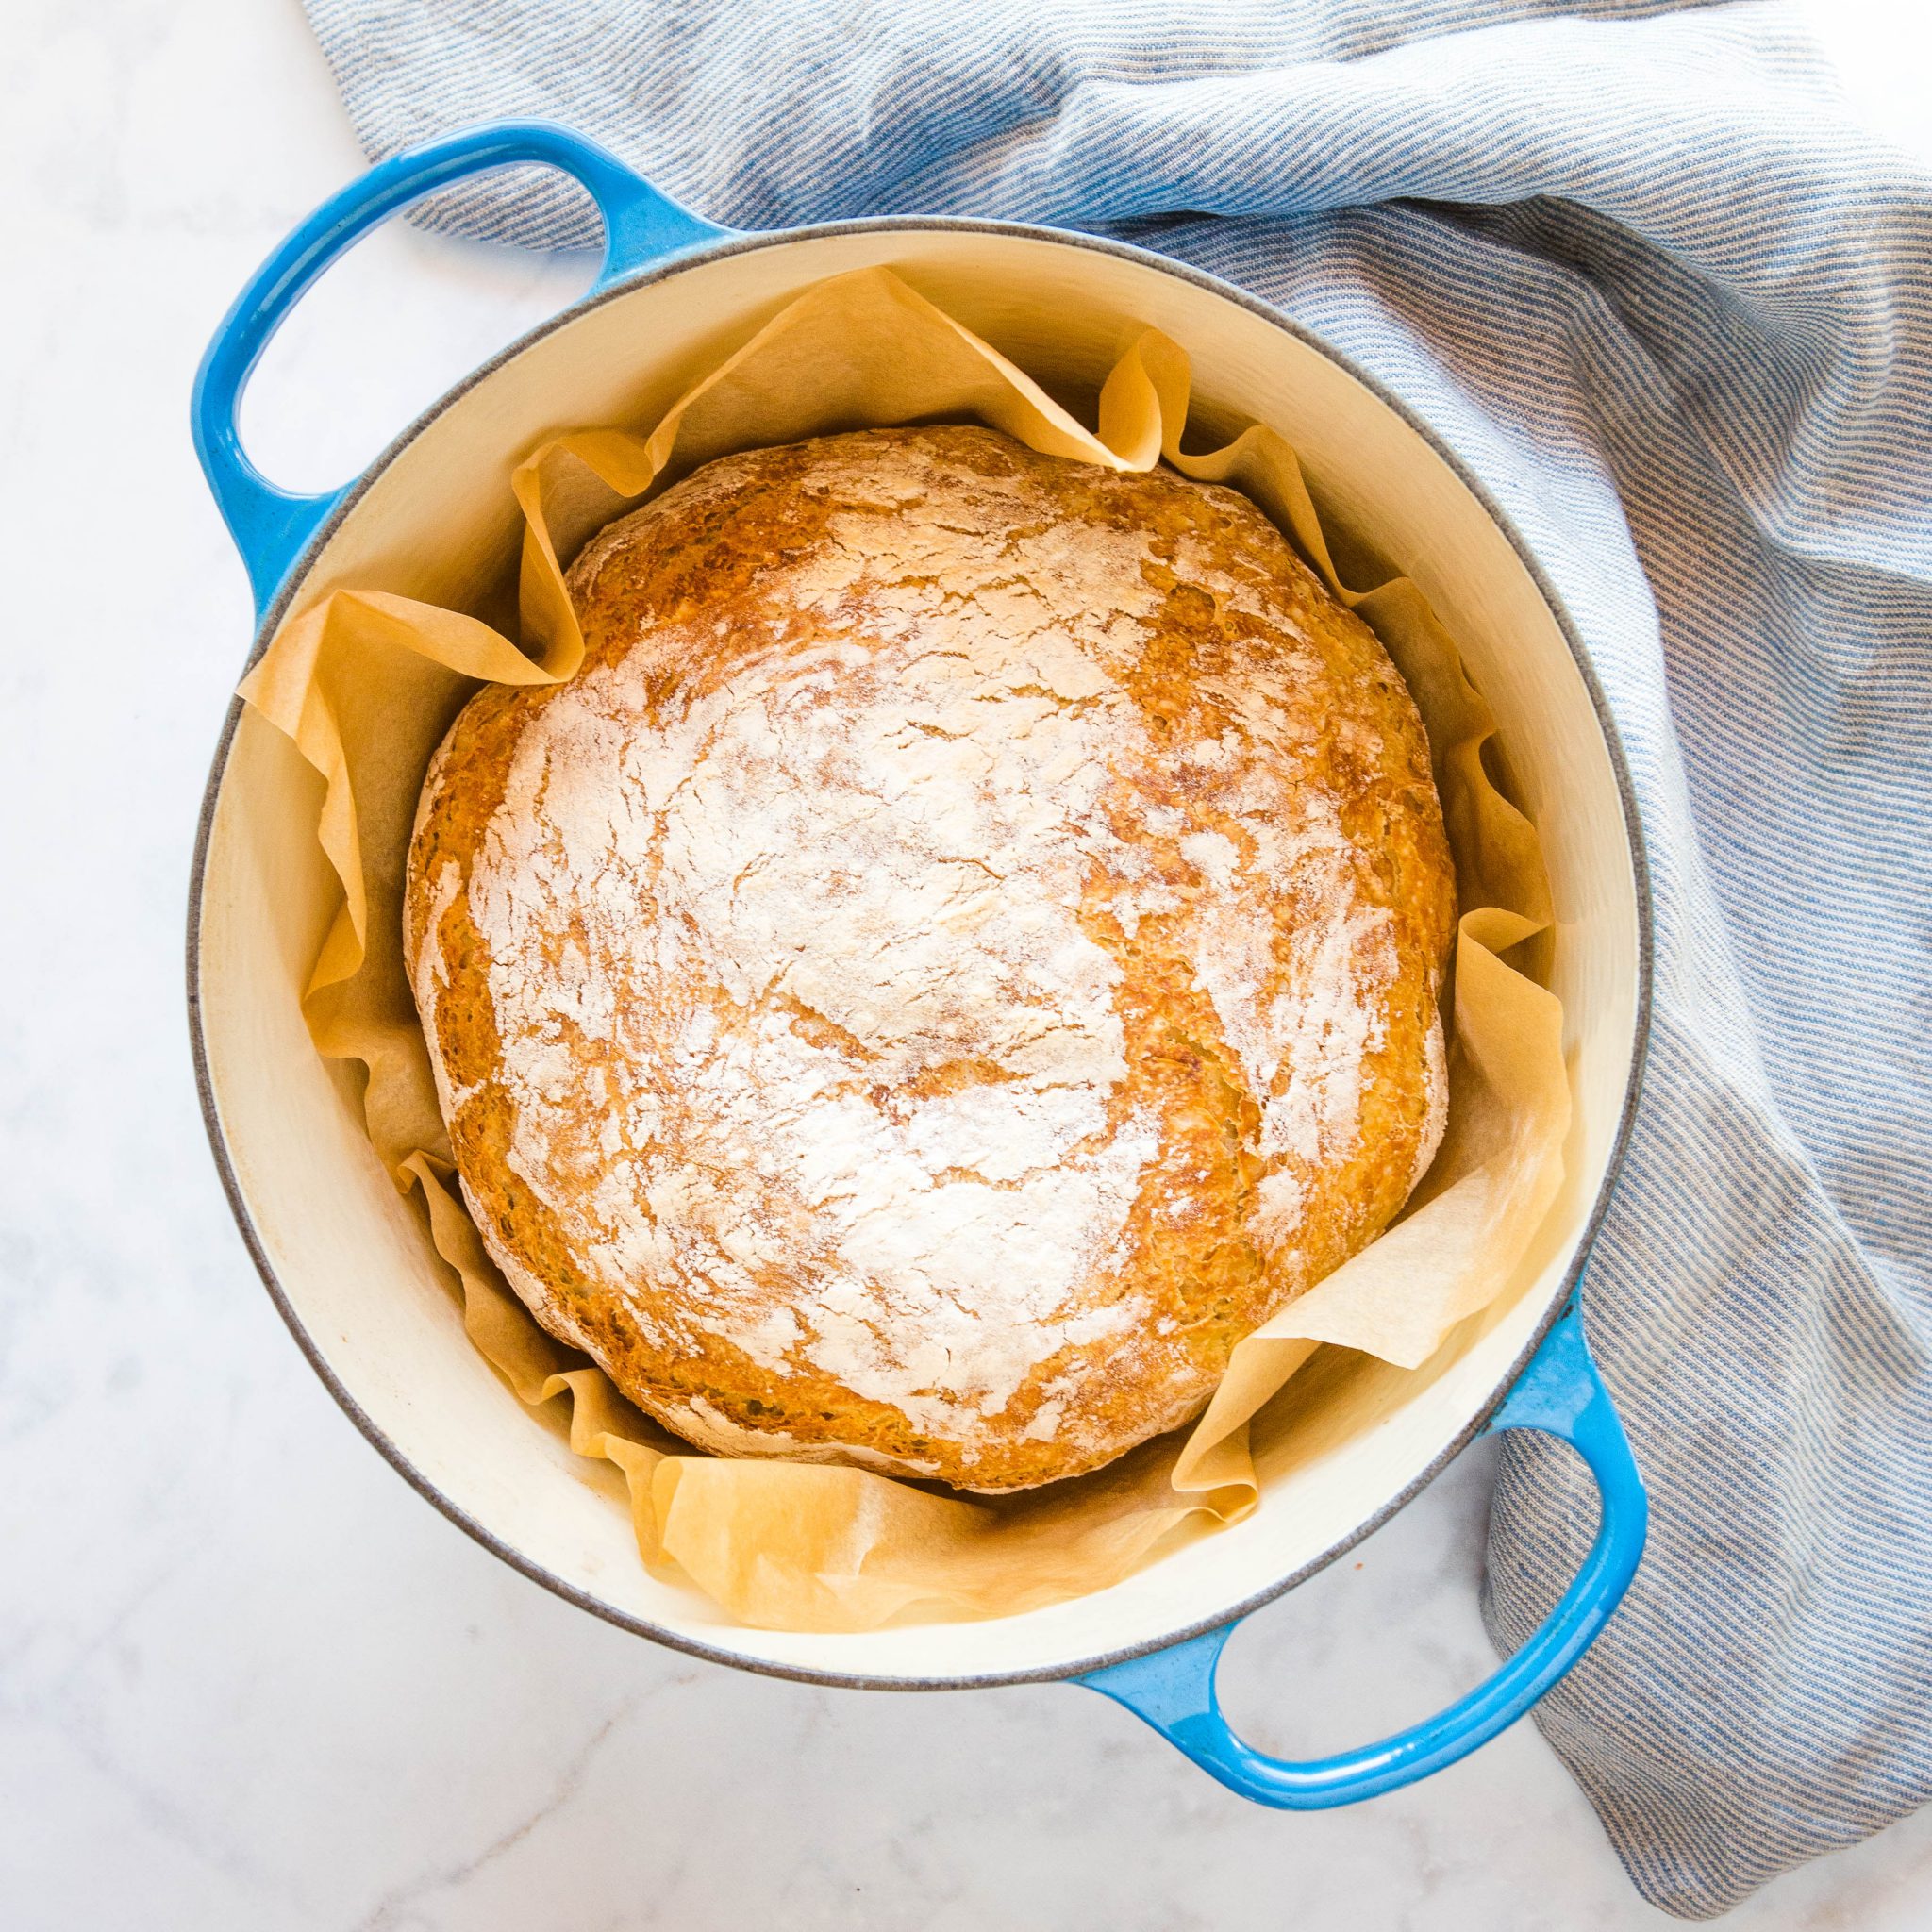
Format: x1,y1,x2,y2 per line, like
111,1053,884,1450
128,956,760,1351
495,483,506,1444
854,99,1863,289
191,119,735,618
1078,1302,1646,1807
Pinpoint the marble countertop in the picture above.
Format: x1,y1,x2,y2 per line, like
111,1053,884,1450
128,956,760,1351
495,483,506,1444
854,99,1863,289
3,1,1927,1925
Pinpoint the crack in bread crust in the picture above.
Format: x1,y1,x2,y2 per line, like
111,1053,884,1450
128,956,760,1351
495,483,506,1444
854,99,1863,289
405,425,1456,1492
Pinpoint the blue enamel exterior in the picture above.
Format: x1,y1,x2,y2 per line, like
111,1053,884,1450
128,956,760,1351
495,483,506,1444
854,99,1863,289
1078,1301,1647,1805
188,121,733,617
189,122,1649,1805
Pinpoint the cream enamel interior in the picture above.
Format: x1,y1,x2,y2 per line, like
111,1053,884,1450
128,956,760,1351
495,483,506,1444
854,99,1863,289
194,226,1642,1685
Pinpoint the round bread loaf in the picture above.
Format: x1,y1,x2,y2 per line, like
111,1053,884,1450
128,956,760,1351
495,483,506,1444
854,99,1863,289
405,425,1457,1492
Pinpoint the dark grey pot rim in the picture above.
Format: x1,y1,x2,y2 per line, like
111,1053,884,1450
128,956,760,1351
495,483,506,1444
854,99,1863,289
187,213,1655,1692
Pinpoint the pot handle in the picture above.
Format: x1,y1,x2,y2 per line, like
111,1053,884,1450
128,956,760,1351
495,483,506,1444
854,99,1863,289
190,120,734,617
1077,1301,1646,1807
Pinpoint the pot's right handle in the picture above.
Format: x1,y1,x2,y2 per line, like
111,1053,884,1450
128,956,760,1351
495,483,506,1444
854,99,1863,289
191,120,736,618
1078,1301,1646,1808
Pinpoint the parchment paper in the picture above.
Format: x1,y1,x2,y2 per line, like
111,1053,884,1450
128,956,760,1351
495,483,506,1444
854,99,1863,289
240,267,1567,1633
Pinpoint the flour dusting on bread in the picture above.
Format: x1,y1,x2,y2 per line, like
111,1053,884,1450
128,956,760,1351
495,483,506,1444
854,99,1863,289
406,426,1456,1491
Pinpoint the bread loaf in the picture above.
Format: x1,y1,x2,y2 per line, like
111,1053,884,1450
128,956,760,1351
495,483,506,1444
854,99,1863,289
405,425,1457,1491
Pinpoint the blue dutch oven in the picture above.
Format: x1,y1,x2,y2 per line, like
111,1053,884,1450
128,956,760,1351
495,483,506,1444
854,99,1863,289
189,122,1651,1809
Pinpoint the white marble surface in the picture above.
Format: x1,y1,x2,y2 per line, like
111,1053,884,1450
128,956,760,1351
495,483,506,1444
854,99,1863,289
2,2,1928,1925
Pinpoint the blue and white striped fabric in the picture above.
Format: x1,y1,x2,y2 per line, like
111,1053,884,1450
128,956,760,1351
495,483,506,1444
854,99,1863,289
299,0,1932,1914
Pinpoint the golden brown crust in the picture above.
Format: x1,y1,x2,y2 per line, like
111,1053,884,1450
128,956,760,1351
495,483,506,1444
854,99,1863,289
405,425,1456,1491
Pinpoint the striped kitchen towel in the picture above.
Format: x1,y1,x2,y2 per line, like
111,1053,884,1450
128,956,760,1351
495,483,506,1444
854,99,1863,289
299,0,1932,1915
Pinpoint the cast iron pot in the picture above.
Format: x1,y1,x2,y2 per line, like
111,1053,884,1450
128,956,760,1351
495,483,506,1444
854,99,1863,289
188,122,1652,1807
